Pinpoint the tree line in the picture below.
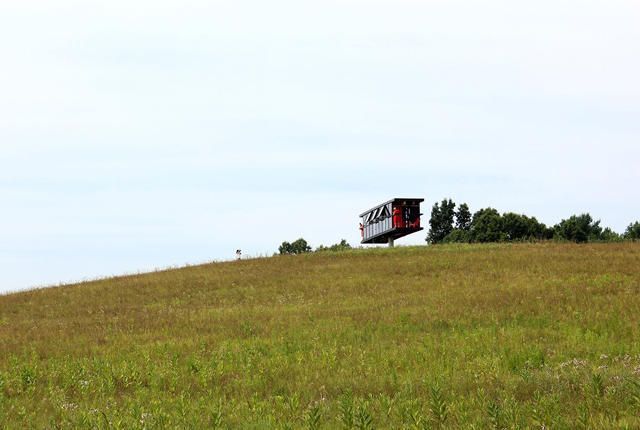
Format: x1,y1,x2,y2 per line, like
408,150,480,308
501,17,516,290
278,238,352,255
427,199,640,244
277,202,639,254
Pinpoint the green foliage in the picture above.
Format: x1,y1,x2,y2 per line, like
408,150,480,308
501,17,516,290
427,199,456,244
442,228,470,243
19,365,37,393
590,373,605,398
630,379,640,407
427,199,631,244
354,404,374,430
279,238,312,255
339,392,355,429
487,400,502,430
305,404,322,430
554,213,602,243
316,239,352,252
469,208,505,243
600,227,623,242
444,206,541,244
625,221,640,240
501,212,548,241
455,203,472,231
428,384,449,428
209,400,224,429
281,238,352,254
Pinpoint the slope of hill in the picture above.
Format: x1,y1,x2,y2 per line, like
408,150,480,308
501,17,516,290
1,243,640,428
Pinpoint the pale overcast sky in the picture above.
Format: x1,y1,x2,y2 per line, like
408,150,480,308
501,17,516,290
1,0,639,293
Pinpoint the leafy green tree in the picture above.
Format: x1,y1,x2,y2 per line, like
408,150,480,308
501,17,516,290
279,238,312,254
469,208,505,243
291,238,312,254
625,221,640,240
501,212,530,241
501,213,547,241
427,199,456,244
426,201,626,244
530,217,552,240
455,203,472,231
278,241,293,254
553,214,602,243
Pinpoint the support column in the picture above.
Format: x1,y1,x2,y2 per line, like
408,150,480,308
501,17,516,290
388,237,395,248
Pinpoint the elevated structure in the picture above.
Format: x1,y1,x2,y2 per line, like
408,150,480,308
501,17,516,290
359,198,424,246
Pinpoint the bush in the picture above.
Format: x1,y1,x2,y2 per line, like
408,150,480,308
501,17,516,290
316,239,352,252
442,229,470,243
279,238,312,255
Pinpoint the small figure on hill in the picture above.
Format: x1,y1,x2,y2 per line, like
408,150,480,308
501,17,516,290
236,249,242,260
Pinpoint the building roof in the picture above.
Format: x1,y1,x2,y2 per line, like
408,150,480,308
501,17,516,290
359,198,425,217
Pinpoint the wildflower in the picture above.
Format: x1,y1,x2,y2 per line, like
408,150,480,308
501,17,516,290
140,412,152,425
61,402,78,411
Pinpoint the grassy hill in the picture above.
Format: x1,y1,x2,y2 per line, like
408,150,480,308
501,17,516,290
1,243,640,428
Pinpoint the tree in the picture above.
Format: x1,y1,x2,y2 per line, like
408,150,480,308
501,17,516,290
427,199,456,244
278,241,292,254
624,221,640,240
291,238,312,254
502,212,530,241
553,214,602,243
469,208,505,243
279,238,312,255
501,213,547,241
455,203,472,231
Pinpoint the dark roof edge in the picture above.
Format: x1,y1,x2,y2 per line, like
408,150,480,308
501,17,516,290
359,198,425,217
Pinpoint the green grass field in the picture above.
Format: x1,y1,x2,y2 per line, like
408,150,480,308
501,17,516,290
1,243,640,429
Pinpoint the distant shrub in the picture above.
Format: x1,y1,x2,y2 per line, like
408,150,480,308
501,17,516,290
279,238,312,255
316,239,352,252
442,228,470,243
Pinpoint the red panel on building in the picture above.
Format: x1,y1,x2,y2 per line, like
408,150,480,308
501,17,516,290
359,198,424,245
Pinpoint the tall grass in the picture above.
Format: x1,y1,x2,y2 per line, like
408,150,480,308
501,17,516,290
1,243,639,428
